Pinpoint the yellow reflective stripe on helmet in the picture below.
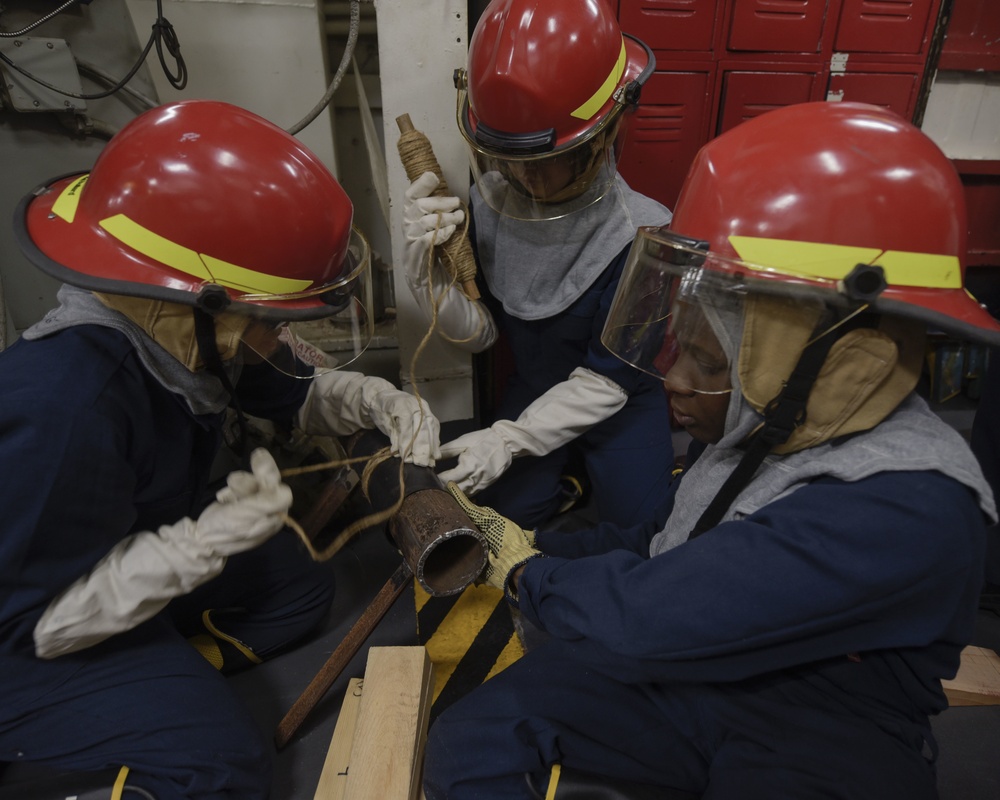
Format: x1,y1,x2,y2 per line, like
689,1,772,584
99,214,312,295
200,253,312,296
871,250,962,289
571,39,626,121
729,236,962,289
101,214,212,280
729,237,880,280
51,174,90,224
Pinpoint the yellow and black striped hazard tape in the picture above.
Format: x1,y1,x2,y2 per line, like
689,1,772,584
415,582,524,721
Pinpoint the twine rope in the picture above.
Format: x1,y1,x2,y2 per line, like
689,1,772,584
275,123,490,560
282,451,405,562
397,128,480,299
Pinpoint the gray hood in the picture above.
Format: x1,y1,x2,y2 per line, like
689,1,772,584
650,299,996,555
23,285,235,416
472,173,672,320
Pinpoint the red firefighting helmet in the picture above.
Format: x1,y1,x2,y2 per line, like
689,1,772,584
15,100,370,322
455,0,654,219
668,101,1000,344
603,101,1000,385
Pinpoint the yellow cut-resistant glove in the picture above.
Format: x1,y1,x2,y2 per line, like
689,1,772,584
447,482,541,603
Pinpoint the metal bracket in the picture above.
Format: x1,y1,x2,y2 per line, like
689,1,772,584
0,37,86,113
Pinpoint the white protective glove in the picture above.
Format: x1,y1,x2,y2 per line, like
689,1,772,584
402,171,497,353
438,367,629,494
34,448,292,659
296,369,442,467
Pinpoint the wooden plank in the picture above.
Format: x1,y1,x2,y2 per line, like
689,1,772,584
313,678,365,800
943,646,1000,706
343,647,435,800
409,652,436,800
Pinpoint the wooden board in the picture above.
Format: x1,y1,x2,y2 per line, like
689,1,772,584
314,678,365,800
343,646,435,800
943,646,1000,706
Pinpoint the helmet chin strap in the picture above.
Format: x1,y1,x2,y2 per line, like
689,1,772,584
689,311,874,539
193,307,250,464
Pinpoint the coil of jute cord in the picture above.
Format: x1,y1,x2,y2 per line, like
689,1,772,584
396,113,480,301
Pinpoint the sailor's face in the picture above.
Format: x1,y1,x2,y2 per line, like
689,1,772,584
506,156,579,200
662,313,732,444
240,319,285,364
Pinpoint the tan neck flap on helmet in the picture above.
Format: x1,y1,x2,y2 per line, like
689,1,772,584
739,294,925,454
94,293,250,372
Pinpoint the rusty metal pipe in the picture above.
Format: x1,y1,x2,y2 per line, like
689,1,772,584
275,431,488,748
346,429,487,597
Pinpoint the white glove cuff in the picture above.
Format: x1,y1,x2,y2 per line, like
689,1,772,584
406,269,497,353
34,524,227,659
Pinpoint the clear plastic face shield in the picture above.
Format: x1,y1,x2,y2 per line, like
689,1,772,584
602,227,869,396
456,83,625,221
216,227,375,378
601,228,743,396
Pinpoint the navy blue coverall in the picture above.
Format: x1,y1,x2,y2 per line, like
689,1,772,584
0,325,333,799
473,236,674,529
423,441,988,800
971,349,1000,586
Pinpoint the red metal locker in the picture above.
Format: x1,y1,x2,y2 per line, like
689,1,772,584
716,68,822,134
937,0,1000,71
727,0,828,54
826,71,919,118
834,0,938,55
617,68,715,210
617,0,721,52
958,165,1000,268
613,0,947,215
